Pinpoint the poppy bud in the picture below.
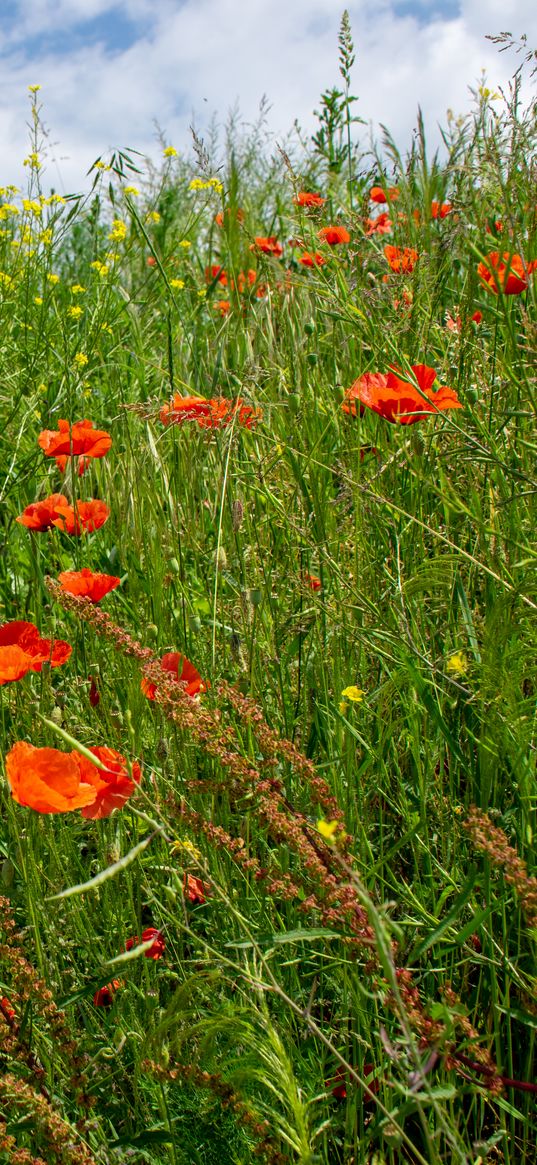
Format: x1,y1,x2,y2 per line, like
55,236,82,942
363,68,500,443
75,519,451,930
249,588,262,606
215,547,227,571
156,737,169,760
169,557,181,574
288,393,300,414
466,386,478,403
304,320,315,335
49,706,63,726
1,859,14,888
147,624,159,641
307,352,318,366
410,429,425,457
231,500,244,531
189,615,202,632
89,676,100,707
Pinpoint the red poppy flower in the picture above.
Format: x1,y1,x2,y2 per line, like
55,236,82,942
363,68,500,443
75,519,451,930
94,979,121,1006
214,299,230,316
38,419,112,460
342,364,462,425
160,394,261,430
369,185,399,204
205,265,228,286
141,652,208,702
0,620,71,676
125,927,165,960
55,454,92,476
16,493,70,531
477,251,535,295
294,191,325,208
184,873,207,904
77,746,142,819
384,245,418,273
303,573,322,591
58,568,121,603
365,213,392,236
318,225,350,246
5,742,99,814
251,237,283,258
89,675,100,707
51,499,110,535
298,251,326,268
214,207,244,227
1,996,15,1021
431,201,452,219
0,646,35,686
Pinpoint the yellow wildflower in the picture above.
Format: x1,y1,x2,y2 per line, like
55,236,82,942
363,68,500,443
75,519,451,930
317,819,339,842
123,185,139,196
28,84,41,93
73,352,88,369
108,218,127,243
146,210,161,224
170,278,185,289
446,651,468,677
70,284,86,294
0,272,13,287
90,260,109,277
197,288,207,298
22,199,42,216
23,152,41,169
189,178,207,191
163,146,178,158
46,273,60,285
179,239,191,248
34,296,43,306
67,305,83,319
341,686,365,703
39,228,53,246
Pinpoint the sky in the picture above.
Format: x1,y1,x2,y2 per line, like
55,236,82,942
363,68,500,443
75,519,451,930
0,0,535,193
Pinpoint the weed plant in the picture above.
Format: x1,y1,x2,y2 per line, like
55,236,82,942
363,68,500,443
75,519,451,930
0,20,536,1165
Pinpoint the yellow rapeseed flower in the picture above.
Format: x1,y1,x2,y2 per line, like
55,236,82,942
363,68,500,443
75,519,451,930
170,278,185,289
70,284,86,294
90,260,109,277
28,84,41,93
163,146,178,158
317,819,339,841
22,199,42,216
34,296,43,306
67,305,83,319
341,686,365,703
108,218,127,243
46,273,60,285
146,210,161,224
73,352,88,369
23,152,41,169
39,228,53,246
179,239,191,248
123,185,139,196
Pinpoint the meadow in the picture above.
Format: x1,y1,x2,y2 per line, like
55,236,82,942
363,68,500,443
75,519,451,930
0,20,536,1165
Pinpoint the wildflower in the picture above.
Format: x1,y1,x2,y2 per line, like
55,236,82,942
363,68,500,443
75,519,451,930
341,686,365,703
90,260,109,277
123,185,139,196
160,393,261,430
146,211,161,224
16,493,70,532
94,980,121,1006
170,278,185,290
5,742,101,813
67,305,83,319
78,745,142,818
477,251,535,296
303,573,322,590
446,651,468,676
108,218,127,243
0,621,71,682
251,236,283,257
39,228,53,246
431,201,452,219
184,873,207,904
365,213,392,236
23,153,41,169
125,927,165,959
46,273,60,285
317,819,339,841
384,245,418,273
189,178,208,191
28,84,41,93
73,352,89,369
197,288,207,298
318,225,350,246
51,499,110,535
38,419,111,462
89,675,100,706
54,454,92,476
298,251,326,268
214,299,230,316
163,146,178,157
342,364,462,425
141,652,208,701
34,296,43,306
294,191,325,208
205,264,228,286
179,239,192,248
370,185,399,203
58,569,121,603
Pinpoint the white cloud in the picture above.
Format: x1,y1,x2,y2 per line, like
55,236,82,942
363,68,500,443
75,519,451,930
0,0,535,191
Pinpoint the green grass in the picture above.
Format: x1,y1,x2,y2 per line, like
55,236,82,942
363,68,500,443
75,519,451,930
0,25,536,1165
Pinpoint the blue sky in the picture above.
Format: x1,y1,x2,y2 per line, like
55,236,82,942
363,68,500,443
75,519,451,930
0,0,535,191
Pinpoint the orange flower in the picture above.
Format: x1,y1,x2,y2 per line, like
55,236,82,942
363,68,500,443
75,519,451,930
384,245,418,273
0,646,35,686
477,251,535,295
318,225,350,246
5,742,99,814
214,299,230,316
365,213,392,236
184,873,207,904
38,419,112,460
58,568,121,602
298,251,326,268
251,237,283,257
160,394,261,430
0,621,71,677
125,927,165,959
205,265,228,286
52,499,110,535
94,979,121,1006
55,454,92,476
16,493,70,532
76,746,142,819
431,201,452,219
214,207,244,227
294,191,325,208
342,364,462,425
141,651,208,702
370,186,399,204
